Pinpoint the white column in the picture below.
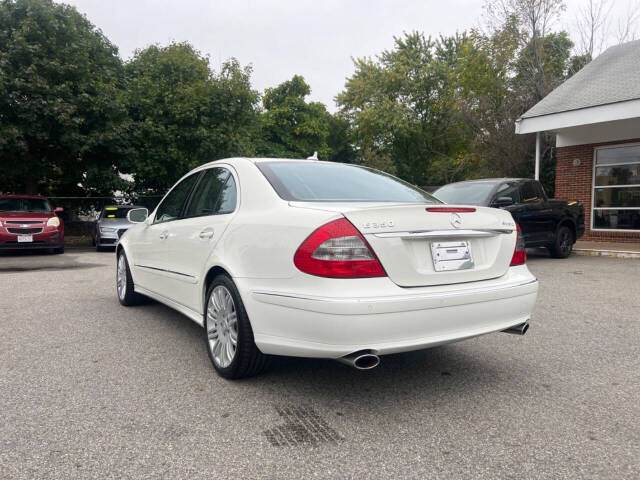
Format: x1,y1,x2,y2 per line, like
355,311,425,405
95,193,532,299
535,132,540,180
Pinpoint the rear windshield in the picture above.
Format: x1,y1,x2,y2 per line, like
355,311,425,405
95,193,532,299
0,198,52,212
433,182,496,205
257,161,439,203
101,207,133,219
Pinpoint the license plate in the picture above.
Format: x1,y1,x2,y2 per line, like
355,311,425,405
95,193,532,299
17,235,33,243
431,241,474,272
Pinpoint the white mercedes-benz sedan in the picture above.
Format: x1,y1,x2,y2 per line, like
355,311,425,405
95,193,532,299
116,158,538,378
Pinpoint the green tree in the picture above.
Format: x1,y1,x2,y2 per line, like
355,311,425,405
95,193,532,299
326,114,356,163
256,75,331,159
337,32,477,187
123,43,259,193
0,0,126,195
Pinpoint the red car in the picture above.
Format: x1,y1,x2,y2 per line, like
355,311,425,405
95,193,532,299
0,195,65,253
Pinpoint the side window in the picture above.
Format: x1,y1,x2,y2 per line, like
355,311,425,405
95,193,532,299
184,168,231,218
154,173,200,224
493,183,521,204
216,174,237,214
520,182,539,203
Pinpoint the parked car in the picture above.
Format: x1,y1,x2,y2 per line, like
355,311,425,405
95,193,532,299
116,158,538,379
93,205,145,251
0,194,64,253
433,178,585,258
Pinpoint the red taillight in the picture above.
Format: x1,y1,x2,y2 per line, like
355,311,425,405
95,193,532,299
294,218,386,278
510,223,526,266
426,207,476,212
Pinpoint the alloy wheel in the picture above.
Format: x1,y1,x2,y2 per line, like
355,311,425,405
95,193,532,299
117,254,127,300
206,285,238,368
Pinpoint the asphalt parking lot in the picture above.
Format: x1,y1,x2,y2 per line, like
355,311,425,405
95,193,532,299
0,249,638,479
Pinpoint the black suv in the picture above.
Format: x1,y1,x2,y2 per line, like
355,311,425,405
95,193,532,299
434,178,585,258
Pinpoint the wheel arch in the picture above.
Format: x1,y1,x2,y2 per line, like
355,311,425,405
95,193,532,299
203,265,234,311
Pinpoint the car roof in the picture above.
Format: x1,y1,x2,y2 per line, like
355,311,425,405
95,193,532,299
200,157,344,168
437,178,529,187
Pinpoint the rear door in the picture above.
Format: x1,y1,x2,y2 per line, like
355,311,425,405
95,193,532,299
161,166,239,312
342,204,517,287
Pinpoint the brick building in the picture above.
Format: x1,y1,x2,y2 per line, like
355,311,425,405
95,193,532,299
515,40,640,243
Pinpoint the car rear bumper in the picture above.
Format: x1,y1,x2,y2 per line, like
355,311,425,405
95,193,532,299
238,266,538,358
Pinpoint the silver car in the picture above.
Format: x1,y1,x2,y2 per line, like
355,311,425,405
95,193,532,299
93,205,143,251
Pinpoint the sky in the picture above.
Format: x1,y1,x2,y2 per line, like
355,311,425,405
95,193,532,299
63,0,636,111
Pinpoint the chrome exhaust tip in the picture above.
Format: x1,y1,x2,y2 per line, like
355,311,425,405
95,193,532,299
502,322,529,335
337,351,380,370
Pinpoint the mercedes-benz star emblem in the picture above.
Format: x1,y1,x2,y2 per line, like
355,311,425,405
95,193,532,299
450,212,463,229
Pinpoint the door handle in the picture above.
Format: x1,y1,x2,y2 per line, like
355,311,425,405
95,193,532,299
199,228,214,239
159,230,169,240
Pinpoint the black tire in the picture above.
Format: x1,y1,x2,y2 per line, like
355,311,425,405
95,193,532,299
52,246,64,254
549,225,574,258
116,251,144,306
204,275,269,379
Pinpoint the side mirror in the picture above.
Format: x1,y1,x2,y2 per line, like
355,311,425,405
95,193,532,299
127,207,149,223
492,197,514,208
54,207,64,214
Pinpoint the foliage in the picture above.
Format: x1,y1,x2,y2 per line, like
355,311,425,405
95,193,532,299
336,32,479,187
337,2,589,194
256,75,331,159
0,0,126,195
0,0,609,198
123,43,259,193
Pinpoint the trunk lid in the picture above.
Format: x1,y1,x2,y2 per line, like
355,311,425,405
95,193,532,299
290,202,518,287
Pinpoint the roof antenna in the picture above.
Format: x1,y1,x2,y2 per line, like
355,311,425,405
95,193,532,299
307,151,318,160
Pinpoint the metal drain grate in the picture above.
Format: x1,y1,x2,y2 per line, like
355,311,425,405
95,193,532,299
264,405,343,447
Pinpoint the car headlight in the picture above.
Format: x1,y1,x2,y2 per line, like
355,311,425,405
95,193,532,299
47,216,61,227
100,227,116,233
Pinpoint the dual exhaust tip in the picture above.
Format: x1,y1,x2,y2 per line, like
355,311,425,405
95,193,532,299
337,350,380,370
502,321,529,335
337,322,529,370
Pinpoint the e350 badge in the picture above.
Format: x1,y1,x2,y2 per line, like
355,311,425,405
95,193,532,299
362,220,395,229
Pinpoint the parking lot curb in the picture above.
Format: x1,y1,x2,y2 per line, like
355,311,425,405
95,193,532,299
573,248,640,259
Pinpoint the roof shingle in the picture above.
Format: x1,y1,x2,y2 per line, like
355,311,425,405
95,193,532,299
520,39,640,119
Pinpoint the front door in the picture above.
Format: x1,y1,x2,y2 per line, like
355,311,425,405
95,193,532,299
130,171,201,295
161,167,239,313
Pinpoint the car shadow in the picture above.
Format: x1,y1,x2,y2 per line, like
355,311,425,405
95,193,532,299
0,249,59,257
259,346,510,404
525,247,552,261
136,297,517,410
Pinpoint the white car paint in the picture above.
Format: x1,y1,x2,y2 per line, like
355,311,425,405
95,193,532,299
118,157,538,360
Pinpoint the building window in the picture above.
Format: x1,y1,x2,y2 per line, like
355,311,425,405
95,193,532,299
593,144,640,230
